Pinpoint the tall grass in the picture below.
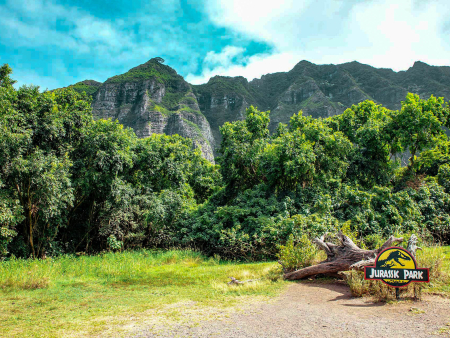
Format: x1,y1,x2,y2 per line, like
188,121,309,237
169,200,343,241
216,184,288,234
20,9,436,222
0,250,209,289
0,249,287,338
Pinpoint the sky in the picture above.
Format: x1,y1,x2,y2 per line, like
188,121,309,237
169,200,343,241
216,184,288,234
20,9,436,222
1,0,450,90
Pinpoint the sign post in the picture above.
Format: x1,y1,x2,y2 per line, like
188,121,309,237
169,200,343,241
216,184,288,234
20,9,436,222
364,247,429,299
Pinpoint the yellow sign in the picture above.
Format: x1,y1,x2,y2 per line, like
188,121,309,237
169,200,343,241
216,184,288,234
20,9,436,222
364,247,429,287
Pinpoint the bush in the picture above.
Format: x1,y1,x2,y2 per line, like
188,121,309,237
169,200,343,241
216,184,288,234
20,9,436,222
276,234,318,273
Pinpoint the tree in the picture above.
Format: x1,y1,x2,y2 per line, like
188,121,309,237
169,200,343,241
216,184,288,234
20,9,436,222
219,106,269,194
289,112,352,186
329,101,397,187
0,65,92,257
0,64,16,88
65,118,137,252
391,93,450,171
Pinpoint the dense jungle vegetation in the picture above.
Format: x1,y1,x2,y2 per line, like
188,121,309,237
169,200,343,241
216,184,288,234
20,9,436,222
1,63,450,260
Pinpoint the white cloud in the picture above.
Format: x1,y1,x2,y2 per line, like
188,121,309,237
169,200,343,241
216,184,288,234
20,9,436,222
193,0,450,83
186,49,301,84
0,0,196,89
0,0,134,53
204,46,245,67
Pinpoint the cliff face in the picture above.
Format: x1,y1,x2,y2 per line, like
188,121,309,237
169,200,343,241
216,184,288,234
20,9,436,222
71,59,450,161
193,76,259,148
193,61,450,152
90,58,215,162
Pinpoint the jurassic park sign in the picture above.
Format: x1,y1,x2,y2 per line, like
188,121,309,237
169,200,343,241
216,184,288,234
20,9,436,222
364,247,429,287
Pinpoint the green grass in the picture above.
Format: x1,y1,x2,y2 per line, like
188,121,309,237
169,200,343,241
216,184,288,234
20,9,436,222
0,250,287,337
1,246,447,337
419,245,450,296
161,92,186,110
179,105,203,115
152,104,171,116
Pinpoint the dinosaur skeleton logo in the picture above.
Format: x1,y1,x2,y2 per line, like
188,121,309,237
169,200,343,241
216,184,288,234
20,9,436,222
364,247,429,287
378,250,411,268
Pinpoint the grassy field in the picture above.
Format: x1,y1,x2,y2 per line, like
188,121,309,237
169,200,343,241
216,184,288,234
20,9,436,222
421,245,450,296
0,250,287,338
0,246,448,338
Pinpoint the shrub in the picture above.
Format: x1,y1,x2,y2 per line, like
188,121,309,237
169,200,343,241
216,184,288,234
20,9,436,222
276,234,318,273
107,235,123,251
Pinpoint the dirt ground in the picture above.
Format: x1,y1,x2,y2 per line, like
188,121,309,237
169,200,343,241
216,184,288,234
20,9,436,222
133,282,450,338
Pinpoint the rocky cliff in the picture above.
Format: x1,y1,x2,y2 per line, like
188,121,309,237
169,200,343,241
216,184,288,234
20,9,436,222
90,58,215,162
72,59,450,160
193,61,450,153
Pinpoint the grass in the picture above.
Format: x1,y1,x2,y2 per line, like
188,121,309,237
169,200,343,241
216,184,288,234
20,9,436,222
421,245,450,296
0,250,287,337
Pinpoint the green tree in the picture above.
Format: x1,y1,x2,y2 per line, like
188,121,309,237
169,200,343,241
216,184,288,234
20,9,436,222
65,118,136,252
219,106,269,194
0,65,92,257
289,112,352,186
391,93,450,170
331,101,398,187
0,64,16,88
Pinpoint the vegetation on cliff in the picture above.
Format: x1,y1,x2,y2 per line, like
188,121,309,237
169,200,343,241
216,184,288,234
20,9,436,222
67,80,102,97
105,57,180,85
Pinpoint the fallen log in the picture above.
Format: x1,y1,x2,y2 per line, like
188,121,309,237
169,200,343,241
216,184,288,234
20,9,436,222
406,234,422,258
283,232,403,280
227,277,260,285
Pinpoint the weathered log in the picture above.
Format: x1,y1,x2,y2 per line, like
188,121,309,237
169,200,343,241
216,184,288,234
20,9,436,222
227,277,260,285
283,232,403,280
406,234,422,258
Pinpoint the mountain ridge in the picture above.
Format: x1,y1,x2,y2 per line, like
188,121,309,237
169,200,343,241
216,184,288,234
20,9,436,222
68,59,450,160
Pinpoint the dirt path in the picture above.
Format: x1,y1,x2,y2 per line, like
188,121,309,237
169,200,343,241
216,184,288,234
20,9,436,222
134,282,450,338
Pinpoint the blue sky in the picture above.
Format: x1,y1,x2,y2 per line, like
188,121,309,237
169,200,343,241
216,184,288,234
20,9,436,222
1,0,449,90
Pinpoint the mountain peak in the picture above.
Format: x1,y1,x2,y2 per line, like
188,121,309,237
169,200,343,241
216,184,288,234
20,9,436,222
412,61,430,68
66,79,102,96
105,57,180,84
78,79,102,86
296,60,313,66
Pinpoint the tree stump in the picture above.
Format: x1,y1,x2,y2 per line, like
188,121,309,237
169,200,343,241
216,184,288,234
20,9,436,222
283,232,403,280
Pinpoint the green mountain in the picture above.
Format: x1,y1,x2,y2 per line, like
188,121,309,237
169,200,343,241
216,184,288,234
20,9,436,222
71,59,450,160
90,58,215,162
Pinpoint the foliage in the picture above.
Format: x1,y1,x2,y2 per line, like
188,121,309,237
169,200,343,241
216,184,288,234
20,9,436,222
0,65,220,258
0,64,16,88
68,80,102,97
390,93,449,169
277,234,318,272
1,63,450,260
329,100,398,187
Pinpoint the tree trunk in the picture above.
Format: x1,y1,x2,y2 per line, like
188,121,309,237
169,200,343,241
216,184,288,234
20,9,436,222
283,232,403,280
